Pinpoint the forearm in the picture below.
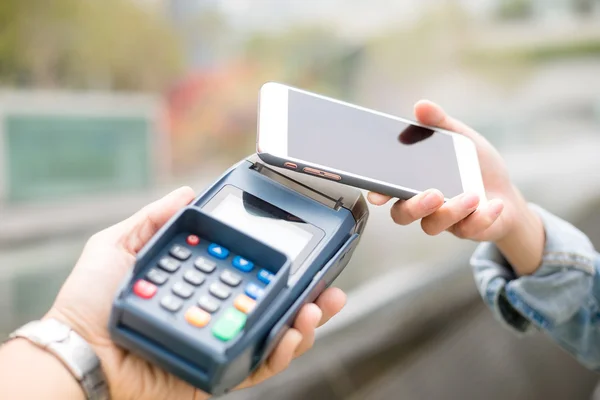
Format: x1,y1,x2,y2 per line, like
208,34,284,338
0,338,85,400
471,199,600,369
496,187,546,276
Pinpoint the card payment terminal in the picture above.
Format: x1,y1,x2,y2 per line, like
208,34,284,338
109,154,369,396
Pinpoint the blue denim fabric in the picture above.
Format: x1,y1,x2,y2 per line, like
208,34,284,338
470,204,600,371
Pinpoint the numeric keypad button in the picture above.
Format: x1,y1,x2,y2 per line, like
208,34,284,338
183,270,205,286
198,296,220,314
169,245,191,260
172,282,194,299
158,256,181,273
146,268,169,285
160,295,183,312
220,270,242,287
209,282,231,300
194,257,216,274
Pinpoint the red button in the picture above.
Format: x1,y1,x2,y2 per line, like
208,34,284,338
186,235,200,246
133,280,157,299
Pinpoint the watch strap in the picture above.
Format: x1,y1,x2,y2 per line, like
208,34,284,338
8,319,110,400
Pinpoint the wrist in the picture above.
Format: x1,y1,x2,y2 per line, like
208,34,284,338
43,307,107,348
43,307,114,369
194,390,211,400
44,309,212,400
0,337,86,400
39,310,112,399
496,187,545,276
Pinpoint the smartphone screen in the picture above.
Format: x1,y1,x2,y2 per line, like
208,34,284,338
285,89,465,198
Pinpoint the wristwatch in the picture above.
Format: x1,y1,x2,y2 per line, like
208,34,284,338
7,319,110,400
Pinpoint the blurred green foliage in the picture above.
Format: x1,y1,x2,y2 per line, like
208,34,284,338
495,0,534,20
243,26,361,98
0,0,184,91
365,2,471,81
496,0,600,20
464,37,600,66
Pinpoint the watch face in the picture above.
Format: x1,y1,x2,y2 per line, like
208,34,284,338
29,320,71,344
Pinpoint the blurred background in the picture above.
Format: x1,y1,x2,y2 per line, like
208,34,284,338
2,1,600,399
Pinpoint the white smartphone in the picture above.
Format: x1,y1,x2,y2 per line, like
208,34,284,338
256,82,486,202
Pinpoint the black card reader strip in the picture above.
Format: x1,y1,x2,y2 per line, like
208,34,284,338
251,162,343,210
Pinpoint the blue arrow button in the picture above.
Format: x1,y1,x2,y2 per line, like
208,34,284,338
232,256,254,272
208,243,229,260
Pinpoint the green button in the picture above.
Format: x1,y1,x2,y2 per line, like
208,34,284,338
212,308,247,341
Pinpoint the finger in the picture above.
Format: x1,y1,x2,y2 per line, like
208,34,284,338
390,189,444,226
292,304,322,358
265,328,303,376
315,287,346,327
420,192,480,236
115,186,196,253
367,192,392,206
237,289,344,389
414,100,482,144
237,328,303,389
449,198,504,239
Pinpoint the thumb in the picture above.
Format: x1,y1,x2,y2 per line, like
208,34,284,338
414,100,483,145
111,186,196,254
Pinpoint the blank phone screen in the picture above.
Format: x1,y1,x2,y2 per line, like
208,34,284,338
287,90,464,197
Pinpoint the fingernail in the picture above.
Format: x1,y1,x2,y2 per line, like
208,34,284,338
462,193,479,209
422,191,441,209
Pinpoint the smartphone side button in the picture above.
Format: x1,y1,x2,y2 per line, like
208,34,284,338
303,167,341,181
323,172,341,181
303,167,321,175
284,162,298,169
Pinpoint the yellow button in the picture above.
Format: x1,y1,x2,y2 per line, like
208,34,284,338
234,294,256,314
185,306,211,328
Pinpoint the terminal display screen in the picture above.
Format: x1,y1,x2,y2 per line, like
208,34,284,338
204,185,324,273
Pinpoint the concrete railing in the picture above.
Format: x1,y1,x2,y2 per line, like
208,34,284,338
2,134,600,398
224,135,600,399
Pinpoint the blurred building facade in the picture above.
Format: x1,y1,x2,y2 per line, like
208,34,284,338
1,1,600,397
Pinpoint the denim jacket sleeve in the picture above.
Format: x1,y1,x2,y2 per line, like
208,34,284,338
470,203,600,371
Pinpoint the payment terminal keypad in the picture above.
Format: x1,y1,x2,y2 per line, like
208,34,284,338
146,268,169,286
132,233,271,342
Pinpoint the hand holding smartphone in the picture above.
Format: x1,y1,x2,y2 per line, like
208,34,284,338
256,82,486,203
